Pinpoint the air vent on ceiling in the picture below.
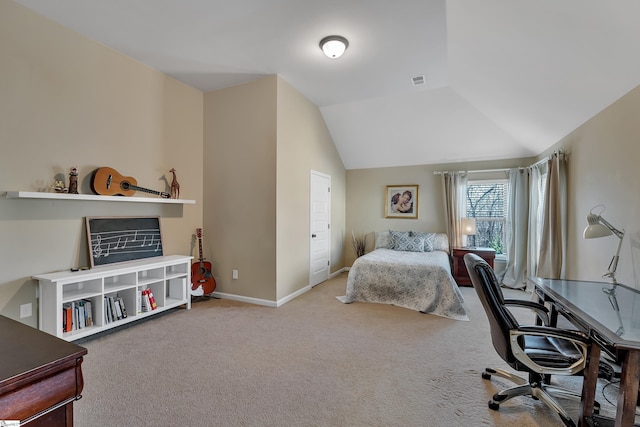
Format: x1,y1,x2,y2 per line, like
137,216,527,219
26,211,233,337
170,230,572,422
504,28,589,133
411,75,426,86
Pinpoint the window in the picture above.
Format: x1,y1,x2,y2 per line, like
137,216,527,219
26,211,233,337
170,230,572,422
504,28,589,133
466,180,509,255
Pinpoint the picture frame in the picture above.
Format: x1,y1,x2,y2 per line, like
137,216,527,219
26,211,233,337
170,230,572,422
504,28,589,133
385,185,418,219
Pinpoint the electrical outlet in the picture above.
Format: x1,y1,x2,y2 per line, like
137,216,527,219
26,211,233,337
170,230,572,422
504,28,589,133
20,303,32,318
232,269,238,280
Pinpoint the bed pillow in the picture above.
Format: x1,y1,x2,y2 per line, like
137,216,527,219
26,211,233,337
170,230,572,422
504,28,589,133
394,235,426,252
388,230,411,249
374,231,393,249
431,233,449,252
410,231,435,252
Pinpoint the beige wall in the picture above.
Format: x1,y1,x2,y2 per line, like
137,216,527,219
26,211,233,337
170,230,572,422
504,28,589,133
204,77,278,301
345,158,533,266
276,77,346,300
0,1,204,325
204,76,346,303
548,84,640,287
346,85,640,288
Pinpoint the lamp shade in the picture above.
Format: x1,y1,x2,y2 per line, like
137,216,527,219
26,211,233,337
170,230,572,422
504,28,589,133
461,217,477,235
583,213,613,239
320,35,348,59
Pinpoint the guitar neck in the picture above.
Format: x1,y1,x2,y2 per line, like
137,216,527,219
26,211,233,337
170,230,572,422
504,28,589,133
198,237,205,262
129,184,170,199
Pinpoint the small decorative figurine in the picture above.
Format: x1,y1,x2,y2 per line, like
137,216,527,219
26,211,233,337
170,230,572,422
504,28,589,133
68,167,79,194
52,180,67,193
169,168,180,199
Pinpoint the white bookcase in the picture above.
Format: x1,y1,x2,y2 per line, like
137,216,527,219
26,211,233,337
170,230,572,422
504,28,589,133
34,255,192,341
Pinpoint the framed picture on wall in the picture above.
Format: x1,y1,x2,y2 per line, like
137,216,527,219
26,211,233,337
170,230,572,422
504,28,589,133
385,185,418,219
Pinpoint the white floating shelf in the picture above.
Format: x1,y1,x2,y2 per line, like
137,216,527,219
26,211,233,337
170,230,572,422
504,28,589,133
4,191,196,204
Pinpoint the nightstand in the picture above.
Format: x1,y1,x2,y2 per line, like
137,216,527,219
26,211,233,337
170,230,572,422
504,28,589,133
452,247,496,286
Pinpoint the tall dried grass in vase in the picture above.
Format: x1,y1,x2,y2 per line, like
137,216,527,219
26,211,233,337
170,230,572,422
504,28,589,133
351,231,367,258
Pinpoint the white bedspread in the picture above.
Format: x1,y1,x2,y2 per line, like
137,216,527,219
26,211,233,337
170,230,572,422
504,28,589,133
343,249,468,321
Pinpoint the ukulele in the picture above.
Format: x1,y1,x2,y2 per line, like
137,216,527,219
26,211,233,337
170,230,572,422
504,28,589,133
191,228,216,295
91,166,171,198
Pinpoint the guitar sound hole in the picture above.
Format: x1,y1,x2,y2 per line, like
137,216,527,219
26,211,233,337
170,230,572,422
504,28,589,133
121,182,130,190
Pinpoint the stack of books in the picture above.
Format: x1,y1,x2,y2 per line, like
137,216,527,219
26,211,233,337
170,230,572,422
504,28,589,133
139,288,157,313
62,299,93,332
104,295,128,324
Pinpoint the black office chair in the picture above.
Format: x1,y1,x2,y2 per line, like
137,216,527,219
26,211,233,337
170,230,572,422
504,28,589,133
464,253,595,427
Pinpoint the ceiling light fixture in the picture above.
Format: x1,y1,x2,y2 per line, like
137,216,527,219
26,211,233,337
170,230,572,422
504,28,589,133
320,35,348,59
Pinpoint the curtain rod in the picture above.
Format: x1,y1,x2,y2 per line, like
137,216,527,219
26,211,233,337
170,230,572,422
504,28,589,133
432,167,520,175
432,150,565,175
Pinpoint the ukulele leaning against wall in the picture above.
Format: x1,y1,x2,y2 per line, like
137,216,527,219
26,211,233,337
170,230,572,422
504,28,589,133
191,228,217,296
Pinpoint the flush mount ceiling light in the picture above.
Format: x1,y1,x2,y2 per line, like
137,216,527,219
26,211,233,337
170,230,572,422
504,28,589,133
320,35,349,59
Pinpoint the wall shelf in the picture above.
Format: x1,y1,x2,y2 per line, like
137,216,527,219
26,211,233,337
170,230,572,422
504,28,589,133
4,191,195,204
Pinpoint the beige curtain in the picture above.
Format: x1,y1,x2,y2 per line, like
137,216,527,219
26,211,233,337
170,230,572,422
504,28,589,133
502,168,529,289
441,172,467,250
536,152,567,279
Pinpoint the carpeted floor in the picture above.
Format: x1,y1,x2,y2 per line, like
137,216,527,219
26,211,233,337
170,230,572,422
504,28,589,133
74,272,626,426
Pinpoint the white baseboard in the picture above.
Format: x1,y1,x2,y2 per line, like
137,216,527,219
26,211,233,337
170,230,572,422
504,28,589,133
210,267,348,308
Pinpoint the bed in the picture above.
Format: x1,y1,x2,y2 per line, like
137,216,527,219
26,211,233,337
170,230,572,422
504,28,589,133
341,231,468,321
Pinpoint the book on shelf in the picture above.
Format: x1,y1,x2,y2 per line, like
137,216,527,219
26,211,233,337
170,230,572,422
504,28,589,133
147,288,157,310
117,296,128,318
104,295,128,322
141,289,152,312
84,299,93,326
62,299,93,333
62,303,73,332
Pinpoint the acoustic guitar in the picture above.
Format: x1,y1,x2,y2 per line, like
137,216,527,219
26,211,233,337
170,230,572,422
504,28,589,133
191,228,216,296
91,166,170,198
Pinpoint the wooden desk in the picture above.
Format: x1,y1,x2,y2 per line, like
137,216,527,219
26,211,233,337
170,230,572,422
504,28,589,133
0,315,87,426
530,277,640,427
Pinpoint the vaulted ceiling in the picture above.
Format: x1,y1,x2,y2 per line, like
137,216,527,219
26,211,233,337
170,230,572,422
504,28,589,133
14,0,640,169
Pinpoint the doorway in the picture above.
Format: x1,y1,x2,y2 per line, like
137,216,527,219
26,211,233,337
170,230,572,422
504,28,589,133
310,170,331,287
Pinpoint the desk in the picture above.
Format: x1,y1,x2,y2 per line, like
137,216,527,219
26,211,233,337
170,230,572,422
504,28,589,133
530,277,640,427
0,315,87,426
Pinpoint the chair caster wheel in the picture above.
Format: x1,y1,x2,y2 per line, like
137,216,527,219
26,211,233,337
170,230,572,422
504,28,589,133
488,401,500,411
482,372,492,380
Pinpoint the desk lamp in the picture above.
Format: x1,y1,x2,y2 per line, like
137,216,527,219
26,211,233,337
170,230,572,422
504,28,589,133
461,217,477,248
583,205,625,284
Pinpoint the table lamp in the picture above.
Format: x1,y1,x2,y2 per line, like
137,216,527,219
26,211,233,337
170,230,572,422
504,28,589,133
583,204,625,284
461,217,477,248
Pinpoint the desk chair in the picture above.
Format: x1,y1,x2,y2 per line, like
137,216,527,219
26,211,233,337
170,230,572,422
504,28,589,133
464,253,594,427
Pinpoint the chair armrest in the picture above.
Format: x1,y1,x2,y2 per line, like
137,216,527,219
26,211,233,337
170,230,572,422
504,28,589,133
504,299,550,326
510,326,589,375
517,325,588,343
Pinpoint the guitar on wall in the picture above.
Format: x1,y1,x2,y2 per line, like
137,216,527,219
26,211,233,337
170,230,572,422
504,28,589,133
191,228,217,296
91,166,171,198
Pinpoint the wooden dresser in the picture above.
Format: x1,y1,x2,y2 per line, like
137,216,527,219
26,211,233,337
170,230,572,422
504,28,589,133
0,315,87,426
452,247,496,286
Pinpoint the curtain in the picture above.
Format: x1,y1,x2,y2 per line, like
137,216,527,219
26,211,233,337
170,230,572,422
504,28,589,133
441,172,467,250
536,152,567,279
527,163,545,282
501,168,529,289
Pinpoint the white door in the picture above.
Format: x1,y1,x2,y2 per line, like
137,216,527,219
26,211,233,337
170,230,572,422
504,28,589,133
310,171,331,287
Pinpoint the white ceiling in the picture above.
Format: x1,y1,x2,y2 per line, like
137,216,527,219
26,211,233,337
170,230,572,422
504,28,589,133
14,0,640,169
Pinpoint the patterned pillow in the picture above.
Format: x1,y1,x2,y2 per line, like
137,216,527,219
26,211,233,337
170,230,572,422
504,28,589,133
410,231,435,252
394,235,426,252
388,230,411,249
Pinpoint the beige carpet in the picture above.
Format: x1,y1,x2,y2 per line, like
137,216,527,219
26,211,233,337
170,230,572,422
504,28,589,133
75,273,623,426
